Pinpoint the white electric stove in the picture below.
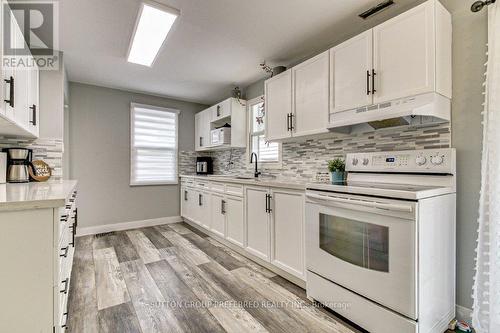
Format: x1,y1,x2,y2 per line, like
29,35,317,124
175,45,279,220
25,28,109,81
305,148,456,333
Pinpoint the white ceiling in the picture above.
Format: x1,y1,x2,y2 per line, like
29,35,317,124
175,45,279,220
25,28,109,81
60,0,452,105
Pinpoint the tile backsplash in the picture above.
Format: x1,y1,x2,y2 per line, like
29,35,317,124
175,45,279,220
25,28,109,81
0,137,64,180
180,123,451,181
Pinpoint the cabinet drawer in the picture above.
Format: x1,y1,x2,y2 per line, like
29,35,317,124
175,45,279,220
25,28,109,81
226,184,243,197
195,180,210,189
211,182,225,193
182,178,194,186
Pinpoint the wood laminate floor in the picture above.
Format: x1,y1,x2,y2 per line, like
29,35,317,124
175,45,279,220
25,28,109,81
67,222,364,333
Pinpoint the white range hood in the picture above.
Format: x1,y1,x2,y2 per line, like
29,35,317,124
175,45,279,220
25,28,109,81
328,92,451,133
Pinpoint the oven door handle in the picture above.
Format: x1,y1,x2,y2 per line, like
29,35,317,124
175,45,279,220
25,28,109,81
306,193,413,213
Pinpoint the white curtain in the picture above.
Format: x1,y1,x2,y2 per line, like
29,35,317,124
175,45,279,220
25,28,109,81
472,2,500,332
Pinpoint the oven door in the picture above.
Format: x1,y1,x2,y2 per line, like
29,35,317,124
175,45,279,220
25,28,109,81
306,190,418,319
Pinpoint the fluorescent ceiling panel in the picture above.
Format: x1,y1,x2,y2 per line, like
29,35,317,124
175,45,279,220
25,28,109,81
127,2,179,67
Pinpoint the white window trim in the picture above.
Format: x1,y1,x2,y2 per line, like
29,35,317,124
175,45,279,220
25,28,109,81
130,102,180,186
246,96,283,169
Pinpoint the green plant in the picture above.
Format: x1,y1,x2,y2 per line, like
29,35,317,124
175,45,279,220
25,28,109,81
328,158,345,173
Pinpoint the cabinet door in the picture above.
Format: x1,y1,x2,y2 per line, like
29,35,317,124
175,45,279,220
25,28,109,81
12,18,29,130
292,51,329,137
198,191,210,229
245,187,270,261
265,70,292,141
373,1,434,103
181,187,192,220
211,98,231,121
195,112,203,151
27,63,39,136
271,189,305,279
210,193,225,238
331,31,373,113
225,195,244,247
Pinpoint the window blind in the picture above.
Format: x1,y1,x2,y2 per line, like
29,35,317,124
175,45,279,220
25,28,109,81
130,103,179,185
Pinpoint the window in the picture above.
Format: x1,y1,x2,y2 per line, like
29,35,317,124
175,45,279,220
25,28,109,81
248,96,281,165
130,103,179,185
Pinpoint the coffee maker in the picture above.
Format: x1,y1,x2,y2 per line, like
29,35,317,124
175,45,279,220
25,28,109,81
196,156,213,175
3,148,33,183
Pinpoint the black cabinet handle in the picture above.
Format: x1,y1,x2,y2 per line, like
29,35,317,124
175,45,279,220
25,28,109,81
29,104,37,125
198,194,202,206
372,69,377,94
265,194,269,213
4,76,14,107
366,70,371,95
221,200,226,214
69,222,76,247
267,194,272,213
60,246,69,258
60,278,69,294
61,312,69,329
216,105,221,117
184,190,188,201
199,137,203,147
289,113,294,131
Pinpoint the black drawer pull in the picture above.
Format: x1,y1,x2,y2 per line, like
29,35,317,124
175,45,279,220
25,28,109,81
62,312,69,329
4,76,14,107
60,278,69,294
60,246,69,258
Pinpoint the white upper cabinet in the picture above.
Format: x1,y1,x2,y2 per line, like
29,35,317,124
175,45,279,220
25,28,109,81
195,97,246,152
292,51,329,137
211,98,231,121
27,64,39,137
195,109,211,150
331,31,373,113
372,0,451,104
265,70,292,141
0,2,40,138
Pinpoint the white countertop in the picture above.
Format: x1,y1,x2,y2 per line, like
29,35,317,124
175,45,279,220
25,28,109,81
180,174,307,190
0,180,78,212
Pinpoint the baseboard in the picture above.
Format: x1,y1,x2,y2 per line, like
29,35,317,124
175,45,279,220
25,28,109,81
76,216,183,236
456,304,472,324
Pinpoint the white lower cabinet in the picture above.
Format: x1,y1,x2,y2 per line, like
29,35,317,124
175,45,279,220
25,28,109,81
225,195,244,247
197,191,211,229
0,185,77,333
210,192,226,238
245,186,271,261
271,189,305,279
180,178,305,281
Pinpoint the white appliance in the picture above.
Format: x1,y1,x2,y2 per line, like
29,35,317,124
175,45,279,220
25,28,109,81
328,92,451,132
211,127,231,146
306,148,456,333
0,152,6,184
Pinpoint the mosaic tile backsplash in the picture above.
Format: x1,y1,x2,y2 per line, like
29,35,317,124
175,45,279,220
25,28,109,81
180,123,451,181
0,137,64,180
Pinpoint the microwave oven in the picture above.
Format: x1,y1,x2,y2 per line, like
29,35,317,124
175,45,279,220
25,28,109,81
211,128,231,146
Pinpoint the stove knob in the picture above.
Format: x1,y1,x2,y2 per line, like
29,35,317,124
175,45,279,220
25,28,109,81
416,156,427,166
430,155,444,165
362,158,369,166
352,158,359,166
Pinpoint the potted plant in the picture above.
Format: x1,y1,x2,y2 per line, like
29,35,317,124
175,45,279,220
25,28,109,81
328,158,346,183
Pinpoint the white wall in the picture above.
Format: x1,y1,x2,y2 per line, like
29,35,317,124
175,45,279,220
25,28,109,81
68,82,207,229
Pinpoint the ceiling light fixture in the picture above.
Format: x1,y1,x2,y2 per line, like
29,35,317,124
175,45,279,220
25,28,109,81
127,1,179,67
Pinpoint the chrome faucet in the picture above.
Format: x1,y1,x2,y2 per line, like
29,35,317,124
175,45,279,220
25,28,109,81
250,153,261,178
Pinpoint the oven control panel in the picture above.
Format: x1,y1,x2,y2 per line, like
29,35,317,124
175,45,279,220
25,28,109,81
346,148,456,174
